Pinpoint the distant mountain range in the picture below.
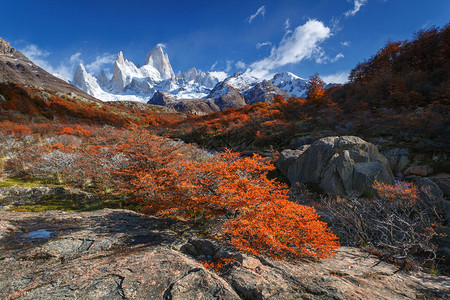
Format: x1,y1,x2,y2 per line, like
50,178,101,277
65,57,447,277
71,45,312,113
0,36,318,115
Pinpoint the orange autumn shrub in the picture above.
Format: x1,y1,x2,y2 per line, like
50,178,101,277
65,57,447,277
224,199,339,260
200,257,236,271
0,121,32,136
60,125,91,137
372,180,419,204
115,128,339,260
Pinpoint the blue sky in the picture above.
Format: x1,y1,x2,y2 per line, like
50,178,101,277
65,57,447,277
1,0,449,83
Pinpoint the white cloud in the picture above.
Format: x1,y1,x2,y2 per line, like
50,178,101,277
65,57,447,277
21,44,50,60
20,44,82,81
225,60,233,72
344,0,368,17
247,19,332,78
210,61,218,71
284,18,291,30
69,52,82,64
340,41,350,47
235,61,246,69
20,44,52,71
331,53,344,63
86,53,116,75
247,6,266,23
315,51,345,64
322,71,349,84
256,42,272,49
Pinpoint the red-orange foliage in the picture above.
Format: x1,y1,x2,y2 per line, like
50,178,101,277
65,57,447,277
306,73,327,106
372,180,419,204
342,25,450,109
115,128,339,260
60,125,91,137
169,97,312,149
200,257,236,271
0,121,32,136
0,83,183,127
224,199,339,260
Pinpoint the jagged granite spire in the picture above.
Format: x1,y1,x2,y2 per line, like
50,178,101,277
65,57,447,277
145,44,175,80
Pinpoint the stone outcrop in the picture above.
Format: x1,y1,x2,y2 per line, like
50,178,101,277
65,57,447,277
277,148,308,177
0,37,29,61
281,136,394,197
382,147,411,174
171,99,220,116
288,135,317,149
148,90,177,106
405,165,434,177
0,209,448,299
147,92,220,115
0,186,93,207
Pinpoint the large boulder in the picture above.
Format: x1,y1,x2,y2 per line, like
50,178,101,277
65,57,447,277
277,147,309,177
285,136,394,198
382,148,410,174
404,165,434,177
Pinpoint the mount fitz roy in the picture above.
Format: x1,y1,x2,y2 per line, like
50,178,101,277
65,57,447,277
72,44,310,113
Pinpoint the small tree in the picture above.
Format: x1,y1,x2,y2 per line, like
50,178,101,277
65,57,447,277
306,73,327,105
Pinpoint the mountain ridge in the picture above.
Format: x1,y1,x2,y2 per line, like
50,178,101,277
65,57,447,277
0,37,99,102
71,45,311,111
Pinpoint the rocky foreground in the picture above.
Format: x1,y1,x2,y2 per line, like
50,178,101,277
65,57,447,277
0,209,449,299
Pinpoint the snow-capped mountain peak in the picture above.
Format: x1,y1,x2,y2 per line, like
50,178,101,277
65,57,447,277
73,63,104,96
116,51,125,64
71,43,311,110
226,72,259,91
270,72,308,98
144,44,175,80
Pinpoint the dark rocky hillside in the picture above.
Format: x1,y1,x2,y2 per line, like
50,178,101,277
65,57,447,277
0,37,98,102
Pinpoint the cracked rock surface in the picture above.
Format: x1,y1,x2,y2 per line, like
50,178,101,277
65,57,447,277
0,209,449,299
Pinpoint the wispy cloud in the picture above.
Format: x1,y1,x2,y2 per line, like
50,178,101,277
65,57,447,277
256,41,272,49
20,44,82,81
225,60,233,72
284,18,291,30
331,53,344,63
210,61,218,71
322,71,349,84
331,0,368,31
235,61,246,69
247,6,266,23
344,0,368,17
315,52,345,64
247,19,332,78
21,44,50,60
86,53,116,75
19,43,116,81
340,41,350,47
